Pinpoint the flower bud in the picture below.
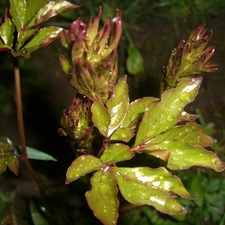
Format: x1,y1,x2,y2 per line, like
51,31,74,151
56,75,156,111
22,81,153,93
58,94,95,150
60,7,122,103
162,24,218,91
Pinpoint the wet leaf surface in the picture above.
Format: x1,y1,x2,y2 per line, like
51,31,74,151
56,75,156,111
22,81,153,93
66,155,102,184
86,170,119,225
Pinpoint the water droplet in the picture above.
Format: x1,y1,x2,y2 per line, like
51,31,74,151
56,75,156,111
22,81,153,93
165,198,177,210
167,115,174,122
179,92,191,103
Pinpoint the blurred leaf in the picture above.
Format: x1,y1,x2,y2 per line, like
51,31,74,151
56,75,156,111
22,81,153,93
134,78,202,146
100,144,133,164
126,45,144,75
92,101,110,136
101,2,114,22
85,170,119,225
1,211,13,225
25,146,57,161
114,167,187,215
29,200,49,225
66,155,102,184
190,173,204,207
106,76,129,136
121,97,158,128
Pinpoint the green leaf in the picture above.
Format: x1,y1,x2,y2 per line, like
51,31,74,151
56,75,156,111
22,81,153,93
92,101,110,136
31,0,78,27
114,167,186,215
29,200,49,225
106,76,129,136
149,122,215,147
85,170,119,225
16,28,38,50
144,140,225,171
9,0,26,34
110,127,134,142
0,141,19,175
121,97,158,128
126,45,144,75
23,26,63,54
59,54,72,74
135,78,202,146
25,146,57,161
100,144,133,164
66,155,102,184
0,18,15,47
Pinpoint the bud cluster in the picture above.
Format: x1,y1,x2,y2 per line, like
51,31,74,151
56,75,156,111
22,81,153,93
162,24,218,90
60,7,122,103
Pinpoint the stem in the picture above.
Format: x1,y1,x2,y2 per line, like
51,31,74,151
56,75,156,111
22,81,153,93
12,56,44,189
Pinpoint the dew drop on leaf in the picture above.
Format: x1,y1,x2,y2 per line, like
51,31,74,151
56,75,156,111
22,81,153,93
179,92,191,103
166,115,174,122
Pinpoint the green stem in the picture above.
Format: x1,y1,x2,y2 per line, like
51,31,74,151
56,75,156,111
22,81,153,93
12,56,44,189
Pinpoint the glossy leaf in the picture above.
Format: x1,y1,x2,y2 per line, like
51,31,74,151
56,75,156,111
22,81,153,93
92,101,110,136
135,78,202,146
114,167,193,198
31,0,78,27
114,167,186,215
66,155,102,184
0,141,19,175
144,140,225,172
85,170,119,225
110,127,134,142
23,26,63,54
149,122,215,147
121,97,158,128
0,18,15,47
100,144,133,164
126,45,144,75
16,28,38,50
9,0,26,34
106,76,129,136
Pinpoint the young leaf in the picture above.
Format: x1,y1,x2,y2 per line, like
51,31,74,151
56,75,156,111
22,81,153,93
100,144,133,164
106,76,129,136
121,97,158,128
0,141,19,176
144,140,225,172
114,167,186,215
92,101,110,136
59,54,72,74
134,78,202,146
66,155,102,184
110,127,134,142
85,170,119,225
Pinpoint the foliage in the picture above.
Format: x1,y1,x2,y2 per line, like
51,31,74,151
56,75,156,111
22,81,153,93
0,1,225,225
